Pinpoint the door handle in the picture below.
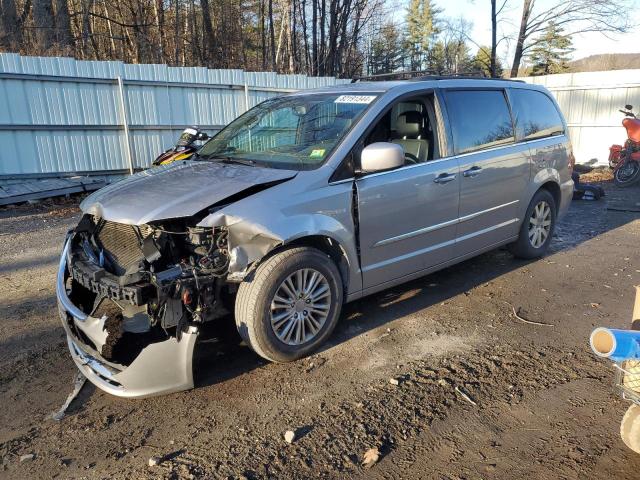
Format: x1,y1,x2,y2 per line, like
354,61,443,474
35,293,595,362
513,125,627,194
433,173,456,184
463,166,483,178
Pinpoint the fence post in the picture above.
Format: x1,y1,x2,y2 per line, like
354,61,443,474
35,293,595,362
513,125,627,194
116,76,135,175
244,82,250,112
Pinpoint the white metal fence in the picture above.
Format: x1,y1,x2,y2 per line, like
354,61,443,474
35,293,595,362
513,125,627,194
1,55,635,179
0,53,347,178
518,69,640,166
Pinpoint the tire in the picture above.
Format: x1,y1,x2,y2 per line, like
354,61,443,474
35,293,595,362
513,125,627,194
509,189,557,259
235,246,343,363
621,404,640,454
614,160,640,187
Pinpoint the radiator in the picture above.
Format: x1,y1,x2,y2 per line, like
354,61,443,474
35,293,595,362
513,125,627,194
94,221,152,276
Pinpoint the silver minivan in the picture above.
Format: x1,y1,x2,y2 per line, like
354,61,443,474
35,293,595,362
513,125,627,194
56,77,574,397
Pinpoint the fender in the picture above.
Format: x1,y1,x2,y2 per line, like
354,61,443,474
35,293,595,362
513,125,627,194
197,182,362,295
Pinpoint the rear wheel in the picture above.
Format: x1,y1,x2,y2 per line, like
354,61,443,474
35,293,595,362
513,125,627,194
235,246,343,363
614,160,640,187
509,189,556,259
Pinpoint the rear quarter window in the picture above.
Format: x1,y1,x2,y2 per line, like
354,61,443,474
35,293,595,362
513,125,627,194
509,89,565,141
443,90,515,155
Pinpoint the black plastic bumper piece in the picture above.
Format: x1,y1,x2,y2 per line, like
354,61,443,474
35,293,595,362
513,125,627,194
70,258,154,306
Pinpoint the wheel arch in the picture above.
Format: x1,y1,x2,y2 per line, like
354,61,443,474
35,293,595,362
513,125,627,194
528,166,563,216
538,180,561,214
274,234,351,297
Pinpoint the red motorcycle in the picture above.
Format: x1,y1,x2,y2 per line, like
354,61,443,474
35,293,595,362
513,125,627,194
609,105,640,187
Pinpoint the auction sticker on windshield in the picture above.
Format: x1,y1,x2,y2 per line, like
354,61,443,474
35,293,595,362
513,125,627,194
334,95,377,104
310,149,326,159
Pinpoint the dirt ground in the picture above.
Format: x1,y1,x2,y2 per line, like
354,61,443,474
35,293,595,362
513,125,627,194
1,180,640,480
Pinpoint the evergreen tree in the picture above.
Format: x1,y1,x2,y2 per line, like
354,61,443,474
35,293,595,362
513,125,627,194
428,41,446,74
528,22,574,76
474,46,503,77
444,41,473,74
404,0,440,70
369,22,403,74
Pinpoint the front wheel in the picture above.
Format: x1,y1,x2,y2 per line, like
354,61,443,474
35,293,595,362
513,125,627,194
509,189,556,259
235,246,343,363
614,160,640,187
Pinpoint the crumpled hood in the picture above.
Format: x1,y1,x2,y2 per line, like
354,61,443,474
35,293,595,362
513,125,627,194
80,161,296,225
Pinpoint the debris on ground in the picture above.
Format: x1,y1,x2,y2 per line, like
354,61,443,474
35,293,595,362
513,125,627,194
19,454,35,463
284,430,296,444
389,378,400,386
362,447,380,468
579,167,613,183
455,386,478,406
148,456,162,467
305,357,327,372
50,372,87,421
504,302,555,327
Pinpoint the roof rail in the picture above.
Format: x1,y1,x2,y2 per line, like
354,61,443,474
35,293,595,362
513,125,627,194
351,70,439,82
351,70,525,83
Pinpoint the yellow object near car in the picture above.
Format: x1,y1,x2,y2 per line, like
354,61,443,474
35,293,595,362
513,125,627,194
152,126,210,166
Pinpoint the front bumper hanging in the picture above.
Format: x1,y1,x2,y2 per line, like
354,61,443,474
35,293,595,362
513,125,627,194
56,237,199,398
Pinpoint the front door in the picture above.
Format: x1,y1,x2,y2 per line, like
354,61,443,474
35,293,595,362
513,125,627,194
356,158,460,289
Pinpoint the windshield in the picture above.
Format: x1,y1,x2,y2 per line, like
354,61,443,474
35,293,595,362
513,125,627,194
197,93,378,170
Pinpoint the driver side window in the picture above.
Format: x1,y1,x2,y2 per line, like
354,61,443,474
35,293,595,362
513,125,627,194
364,95,438,165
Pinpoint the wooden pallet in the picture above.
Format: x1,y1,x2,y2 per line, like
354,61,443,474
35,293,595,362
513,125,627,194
0,177,106,206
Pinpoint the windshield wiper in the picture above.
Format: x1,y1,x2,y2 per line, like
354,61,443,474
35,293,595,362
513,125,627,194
197,154,258,167
215,156,258,167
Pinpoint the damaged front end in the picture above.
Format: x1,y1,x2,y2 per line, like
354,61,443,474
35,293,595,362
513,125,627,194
56,214,234,398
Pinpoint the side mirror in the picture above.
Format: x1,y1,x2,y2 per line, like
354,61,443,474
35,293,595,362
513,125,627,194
360,142,405,173
626,104,634,110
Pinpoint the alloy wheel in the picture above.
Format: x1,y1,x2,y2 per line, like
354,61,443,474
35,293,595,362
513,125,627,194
528,200,552,249
270,268,331,346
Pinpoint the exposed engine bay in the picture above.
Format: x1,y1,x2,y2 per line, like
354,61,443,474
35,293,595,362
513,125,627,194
55,160,302,397
65,214,234,367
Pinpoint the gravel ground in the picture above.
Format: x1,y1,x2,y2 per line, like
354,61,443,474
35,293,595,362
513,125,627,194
1,182,640,479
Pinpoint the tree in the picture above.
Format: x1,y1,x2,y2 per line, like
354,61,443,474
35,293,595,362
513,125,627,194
404,0,439,71
33,0,55,51
200,0,217,66
0,0,23,49
528,21,574,75
427,40,445,74
368,21,402,74
510,0,632,78
438,17,473,74
474,45,502,77
489,0,508,77
444,2,506,77
54,0,73,51
0,0,388,78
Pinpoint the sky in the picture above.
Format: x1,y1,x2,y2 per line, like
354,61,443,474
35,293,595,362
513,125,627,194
421,0,640,62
